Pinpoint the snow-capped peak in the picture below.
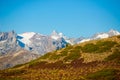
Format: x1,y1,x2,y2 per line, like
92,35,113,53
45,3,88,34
51,30,58,35
108,29,120,36
18,32,36,45
51,30,64,40
93,33,109,39
79,38,91,43
91,29,120,40
18,32,36,39
59,33,63,37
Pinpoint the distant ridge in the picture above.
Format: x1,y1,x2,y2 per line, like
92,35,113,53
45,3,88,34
0,29,120,69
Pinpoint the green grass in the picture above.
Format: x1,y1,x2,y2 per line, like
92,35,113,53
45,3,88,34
28,61,47,68
60,50,68,56
40,52,51,59
12,64,22,68
82,43,98,53
0,78,23,80
64,50,80,61
105,49,120,62
74,46,82,50
0,69,26,76
49,51,68,60
81,41,117,53
86,69,118,80
63,45,73,51
49,53,62,60
96,41,117,53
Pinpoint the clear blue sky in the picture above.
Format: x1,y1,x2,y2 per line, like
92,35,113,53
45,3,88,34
0,0,120,37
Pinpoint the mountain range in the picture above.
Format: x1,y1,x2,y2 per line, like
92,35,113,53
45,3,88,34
0,34,120,80
0,29,120,69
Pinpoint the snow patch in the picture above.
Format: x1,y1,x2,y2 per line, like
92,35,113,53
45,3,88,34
51,30,63,40
95,33,109,39
79,39,91,43
18,32,36,45
51,36,60,40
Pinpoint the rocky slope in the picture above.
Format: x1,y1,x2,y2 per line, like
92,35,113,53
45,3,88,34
0,31,39,69
17,31,67,55
0,30,19,55
0,49,39,69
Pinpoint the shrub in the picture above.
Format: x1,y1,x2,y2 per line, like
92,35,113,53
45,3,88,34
1,69,26,76
74,46,82,50
60,50,68,56
12,64,24,68
0,78,23,80
96,41,117,53
105,49,120,61
28,61,48,68
50,51,67,60
86,69,118,80
40,52,51,59
81,41,117,53
64,45,73,51
117,35,120,38
64,51,80,61
82,43,98,53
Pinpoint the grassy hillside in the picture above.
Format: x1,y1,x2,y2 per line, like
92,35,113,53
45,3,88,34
0,35,120,80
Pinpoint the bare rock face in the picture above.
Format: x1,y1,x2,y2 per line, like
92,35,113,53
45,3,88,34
0,30,20,55
29,33,67,55
0,31,39,69
0,49,39,69
18,31,68,55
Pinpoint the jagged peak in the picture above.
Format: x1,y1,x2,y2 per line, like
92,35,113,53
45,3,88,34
18,32,36,38
51,30,59,35
109,29,116,31
51,30,62,40
109,29,117,33
21,32,36,35
108,29,120,35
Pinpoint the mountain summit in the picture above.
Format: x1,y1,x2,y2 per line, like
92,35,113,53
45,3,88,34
0,31,19,55
50,30,65,40
79,29,120,43
108,29,120,36
92,29,120,39
17,31,67,55
18,32,36,45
